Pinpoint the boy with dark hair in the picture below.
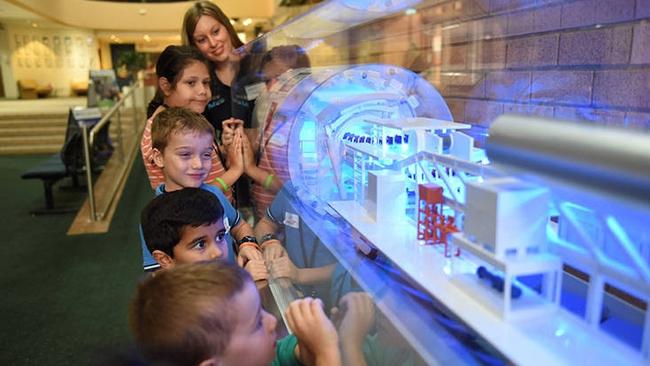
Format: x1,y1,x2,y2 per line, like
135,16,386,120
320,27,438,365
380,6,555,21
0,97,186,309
141,187,224,263
140,107,263,271
140,187,267,279
129,261,341,366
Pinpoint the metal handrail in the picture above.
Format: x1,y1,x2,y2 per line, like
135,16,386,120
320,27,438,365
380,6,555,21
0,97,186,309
81,81,145,221
89,86,136,146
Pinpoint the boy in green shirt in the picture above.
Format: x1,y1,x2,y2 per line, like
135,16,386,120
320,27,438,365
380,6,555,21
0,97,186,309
129,261,340,366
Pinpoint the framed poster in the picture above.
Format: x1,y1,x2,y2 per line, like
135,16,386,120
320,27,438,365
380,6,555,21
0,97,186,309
87,69,120,108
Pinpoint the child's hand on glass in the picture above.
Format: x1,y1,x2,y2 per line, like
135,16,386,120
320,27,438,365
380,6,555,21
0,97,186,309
333,292,375,347
269,256,298,282
237,244,263,266
262,240,285,262
286,297,340,366
243,258,268,281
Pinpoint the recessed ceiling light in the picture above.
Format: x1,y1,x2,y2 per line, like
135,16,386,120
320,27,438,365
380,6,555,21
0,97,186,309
138,8,147,16
242,18,252,26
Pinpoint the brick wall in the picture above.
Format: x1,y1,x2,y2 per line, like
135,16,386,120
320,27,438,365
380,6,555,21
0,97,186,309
345,0,650,131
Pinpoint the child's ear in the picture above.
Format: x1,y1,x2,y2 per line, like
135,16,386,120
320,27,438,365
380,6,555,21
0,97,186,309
152,148,164,169
152,250,174,269
159,77,172,96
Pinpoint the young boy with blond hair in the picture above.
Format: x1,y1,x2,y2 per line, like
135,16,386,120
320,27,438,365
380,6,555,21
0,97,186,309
129,261,341,366
141,107,264,269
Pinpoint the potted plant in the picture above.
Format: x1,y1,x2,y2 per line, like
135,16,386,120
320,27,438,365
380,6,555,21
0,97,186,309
117,51,146,80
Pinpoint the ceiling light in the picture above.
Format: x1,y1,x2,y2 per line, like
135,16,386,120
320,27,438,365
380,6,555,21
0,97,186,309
242,18,252,26
139,8,147,16
143,34,151,42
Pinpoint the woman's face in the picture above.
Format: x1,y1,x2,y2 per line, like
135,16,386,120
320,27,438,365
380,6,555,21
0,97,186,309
192,15,233,64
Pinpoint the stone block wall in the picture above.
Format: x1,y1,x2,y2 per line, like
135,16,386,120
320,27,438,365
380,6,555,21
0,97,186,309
345,0,650,132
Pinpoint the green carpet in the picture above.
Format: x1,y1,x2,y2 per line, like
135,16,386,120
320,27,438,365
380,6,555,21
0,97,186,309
0,155,154,365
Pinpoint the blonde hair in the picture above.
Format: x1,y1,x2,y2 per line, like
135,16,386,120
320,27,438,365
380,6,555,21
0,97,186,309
129,261,252,365
151,107,215,153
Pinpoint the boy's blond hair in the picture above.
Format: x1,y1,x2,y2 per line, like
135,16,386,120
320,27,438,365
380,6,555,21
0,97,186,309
151,107,215,152
129,261,251,365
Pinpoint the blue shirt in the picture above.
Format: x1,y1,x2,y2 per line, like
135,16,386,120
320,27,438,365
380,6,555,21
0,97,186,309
266,184,336,302
266,184,335,269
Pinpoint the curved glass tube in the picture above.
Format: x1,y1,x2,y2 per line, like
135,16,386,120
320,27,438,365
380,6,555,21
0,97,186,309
275,0,422,38
254,63,452,202
229,1,650,364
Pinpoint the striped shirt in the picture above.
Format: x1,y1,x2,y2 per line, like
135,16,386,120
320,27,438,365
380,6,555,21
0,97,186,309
140,117,233,201
250,101,291,218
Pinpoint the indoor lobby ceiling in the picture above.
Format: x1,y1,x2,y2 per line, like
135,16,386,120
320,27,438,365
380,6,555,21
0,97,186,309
0,0,275,31
0,0,289,47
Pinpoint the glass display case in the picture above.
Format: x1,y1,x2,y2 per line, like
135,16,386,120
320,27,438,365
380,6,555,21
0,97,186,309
231,1,650,364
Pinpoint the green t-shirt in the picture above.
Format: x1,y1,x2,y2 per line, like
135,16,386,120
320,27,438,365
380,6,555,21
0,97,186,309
362,334,415,366
271,335,302,366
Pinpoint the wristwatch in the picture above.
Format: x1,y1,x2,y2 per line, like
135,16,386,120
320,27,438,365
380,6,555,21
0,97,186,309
260,233,278,245
237,235,259,246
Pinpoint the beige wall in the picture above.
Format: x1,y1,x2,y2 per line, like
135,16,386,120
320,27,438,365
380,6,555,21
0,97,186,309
0,26,18,98
8,24,99,96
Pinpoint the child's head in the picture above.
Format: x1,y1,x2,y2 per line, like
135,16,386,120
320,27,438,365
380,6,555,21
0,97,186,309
156,45,211,113
182,1,244,64
151,107,215,190
260,45,311,89
141,187,227,269
129,261,278,366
